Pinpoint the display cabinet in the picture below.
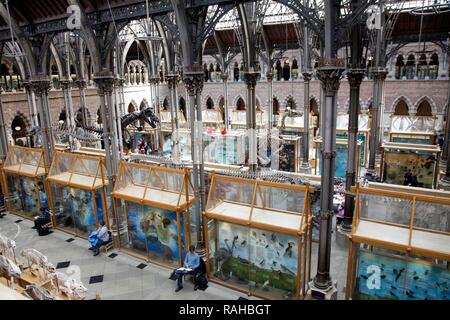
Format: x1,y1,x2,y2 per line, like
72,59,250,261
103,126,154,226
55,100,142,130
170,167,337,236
112,162,196,268
380,142,440,189
132,128,158,154
159,110,187,130
1,146,48,219
203,130,246,165
46,151,109,238
314,138,361,179
388,115,436,145
346,184,450,300
160,129,192,161
205,174,313,300
231,110,264,130
202,109,224,129
336,113,370,166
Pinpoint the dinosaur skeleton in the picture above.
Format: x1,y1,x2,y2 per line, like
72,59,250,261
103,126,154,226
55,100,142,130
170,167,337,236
52,123,102,144
20,248,55,280
0,233,17,262
50,271,87,300
0,255,21,290
23,284,56,300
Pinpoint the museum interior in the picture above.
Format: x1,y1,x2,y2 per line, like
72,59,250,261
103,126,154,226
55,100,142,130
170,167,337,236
0,0,449,301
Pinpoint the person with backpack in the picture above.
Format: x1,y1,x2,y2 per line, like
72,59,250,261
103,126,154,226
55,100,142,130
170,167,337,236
89,221,111,256
33,207,52,236
175,245,200,292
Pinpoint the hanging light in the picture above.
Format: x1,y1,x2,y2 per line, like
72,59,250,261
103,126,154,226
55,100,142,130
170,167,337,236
15,126,21,131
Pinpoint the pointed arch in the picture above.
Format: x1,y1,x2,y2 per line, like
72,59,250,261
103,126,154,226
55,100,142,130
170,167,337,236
389,96,414,114
413,96,437,116
284,95,298,110
233,96,246,110
128,100,138,113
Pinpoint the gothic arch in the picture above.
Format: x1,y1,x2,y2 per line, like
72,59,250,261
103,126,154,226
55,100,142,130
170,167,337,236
128,100,138,113
11,112,31,138
389,96,414,114
203,95,214,109
413,96,437,116
233,96,246,110
284,95,298,110
140,98,150,110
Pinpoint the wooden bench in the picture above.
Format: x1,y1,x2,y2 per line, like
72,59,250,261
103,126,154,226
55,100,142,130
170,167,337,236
100,242,113,254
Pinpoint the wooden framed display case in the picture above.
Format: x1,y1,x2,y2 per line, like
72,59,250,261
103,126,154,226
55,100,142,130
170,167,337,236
336,113,370,166
46,151,109,238
202,109,224,129
204,173,313,300
346,184,450,300
278,135,302,173
160,129,192,161
388,115,436,145
203,130,246,165
380,142,440,189
230,110,264,130
112,161,196,268
1,146,49,220
159,110,187,130
313,138,361,178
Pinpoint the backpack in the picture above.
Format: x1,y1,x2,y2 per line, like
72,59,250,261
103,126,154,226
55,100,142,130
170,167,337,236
195,273,208,290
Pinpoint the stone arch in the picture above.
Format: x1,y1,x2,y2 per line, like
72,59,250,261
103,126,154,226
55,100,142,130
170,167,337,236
413,96,437,116
216,95,225,108
389,96,414,114
11,112,31,139
233,96,246,110
179,97,187,120
204,96,214,109
140,98,150,110
128,100,138,113
162,97,170,110
310,96,319,115
284,95,298,110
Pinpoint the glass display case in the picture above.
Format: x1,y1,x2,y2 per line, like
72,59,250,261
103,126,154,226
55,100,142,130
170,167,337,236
132,128,158,154
112,162,195,268
380,142,440,189
159,110,187,130
336,113,370,166
160,129,192,161
231,110,264,130
46,151,109,238
346,184,450,300
314,138,361,179
205,174,313,299
203,130,246,165
1,146,48,219
202,109,224,129
388,115,436,145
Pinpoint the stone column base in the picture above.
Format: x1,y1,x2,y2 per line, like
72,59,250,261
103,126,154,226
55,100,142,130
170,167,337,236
305,280,338,300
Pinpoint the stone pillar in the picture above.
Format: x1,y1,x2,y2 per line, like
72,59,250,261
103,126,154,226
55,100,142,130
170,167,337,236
30,77,54,170
60,79,76,150
342,68,365,232
221,73,230,130
0,87,9,160
314,58,345,290
244,72,259,172
184,71,205,248
93,73,119,186
23,82,39,128
266,72,274,130
300,71,312,171
367,68,387,177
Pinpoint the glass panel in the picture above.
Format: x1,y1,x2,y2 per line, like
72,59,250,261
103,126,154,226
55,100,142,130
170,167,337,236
65,187,98,237
413,201,450,233
249,228,298,299
53,183,76,234
6,174,22,213
358,193,412,226
391,116,434,133
214,221,250,289
254,184,305,214
123,202,147,255
8,175,40,218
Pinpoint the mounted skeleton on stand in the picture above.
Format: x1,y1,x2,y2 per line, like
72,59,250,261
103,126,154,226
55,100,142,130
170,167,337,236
74,107,159,151
0,254,21,289
0,233,17,263
20,248,55,281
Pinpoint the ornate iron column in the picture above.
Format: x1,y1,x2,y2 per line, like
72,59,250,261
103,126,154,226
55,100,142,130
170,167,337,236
313,58,345,293
167,74,180,161
366,68,387,176
93,73,119,186
23,81,39,128
221,73,230,130
301,71,313,171
245,71,259,172
341,68,365,231
184,70,205,248
75,80,89,127
113,77,124,156
0,87,8,160
60,79,76,150
266,72,274,130
30,77,54,170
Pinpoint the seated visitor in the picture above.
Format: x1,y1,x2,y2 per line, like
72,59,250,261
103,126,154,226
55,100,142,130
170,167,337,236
88,221,111,256
403,169,413,186
175,245,200,292
33,207,52,236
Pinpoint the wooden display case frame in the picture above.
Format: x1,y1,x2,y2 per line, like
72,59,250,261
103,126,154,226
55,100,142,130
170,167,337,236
345,184,450,300
204,173,313,300
112,161,196,269
46,151,110,238
1,145,49,220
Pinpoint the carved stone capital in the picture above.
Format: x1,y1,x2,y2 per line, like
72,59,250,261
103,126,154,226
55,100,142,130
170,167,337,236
30,79,51,96
316,58,345,96
244,72,259,90
183,72,204,96
302,71,313,82
346,68,366,88
166,74,180,89
370,67,388,81
221,73,229,81
74,80,87,89
93,72,115,94
60,79,72,90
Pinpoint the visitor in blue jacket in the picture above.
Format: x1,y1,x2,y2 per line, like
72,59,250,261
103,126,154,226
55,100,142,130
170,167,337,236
175,245,200,292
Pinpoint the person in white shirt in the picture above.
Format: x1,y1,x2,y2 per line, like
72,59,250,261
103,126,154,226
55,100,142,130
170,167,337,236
91,221,110,256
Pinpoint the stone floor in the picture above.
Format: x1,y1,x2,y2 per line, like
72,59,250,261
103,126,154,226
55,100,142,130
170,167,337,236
0,212,349,300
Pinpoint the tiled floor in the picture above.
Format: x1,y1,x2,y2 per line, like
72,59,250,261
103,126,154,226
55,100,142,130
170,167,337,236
0,212,349,300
